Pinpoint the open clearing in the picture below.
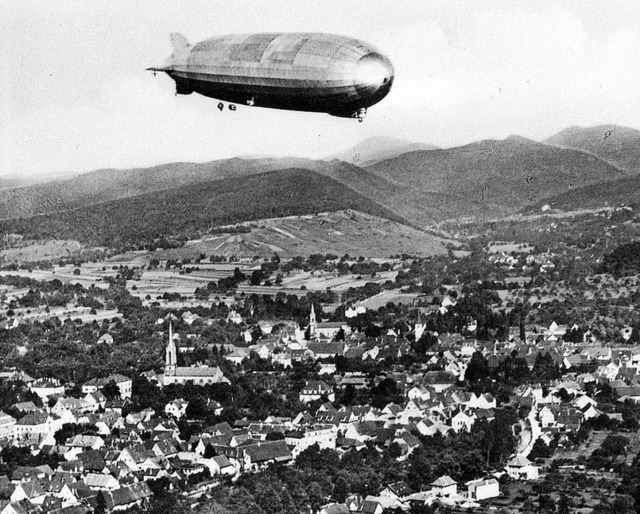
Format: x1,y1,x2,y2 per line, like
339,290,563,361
148,210,456,260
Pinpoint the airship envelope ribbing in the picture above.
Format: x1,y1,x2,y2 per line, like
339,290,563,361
149,32,394,120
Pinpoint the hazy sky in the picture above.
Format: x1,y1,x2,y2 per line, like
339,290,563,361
3,1,640,177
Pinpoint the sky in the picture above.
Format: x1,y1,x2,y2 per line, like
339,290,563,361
3,0,640,178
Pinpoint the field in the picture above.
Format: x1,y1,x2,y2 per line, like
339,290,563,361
0,210,453,314
1,255,408,315
0,239,84,262
148,210,456,260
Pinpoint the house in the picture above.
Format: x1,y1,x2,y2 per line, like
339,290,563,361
404,491,434,508
9,481,46,504
82,374,132,399
117,444,158,472
97,334,114,345
308,342,347,358
466,477,499,500
358,499,384,514
416,419,451,437
506,454,539,480
379,481,413,499
538,406,555,428
84,391,107,412
102,483,154,512
226,310,243,324
300,381,335,403
285,425,336,456
14,412,63,442
83,473,120,491
0,412,16,440
430,475,457,497
165,399,189,419
30,379,65,400
242,441,293,472
66,435,105,451
466,393,496,410
393,432,421,457
450,409,474,433
203,455,235,476
319,503,350,514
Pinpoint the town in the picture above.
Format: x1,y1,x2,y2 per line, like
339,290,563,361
1,210,640,514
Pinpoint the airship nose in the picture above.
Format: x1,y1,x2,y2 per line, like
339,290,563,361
353,52,394,98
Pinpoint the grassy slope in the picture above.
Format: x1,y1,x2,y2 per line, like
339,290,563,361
0,168,407,246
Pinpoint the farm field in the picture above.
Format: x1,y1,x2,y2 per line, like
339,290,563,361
143,211,456,260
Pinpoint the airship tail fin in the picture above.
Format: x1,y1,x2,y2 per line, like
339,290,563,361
170,33,190,52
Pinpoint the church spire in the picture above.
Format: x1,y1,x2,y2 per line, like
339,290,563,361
165,321,177,376
309,303,317,330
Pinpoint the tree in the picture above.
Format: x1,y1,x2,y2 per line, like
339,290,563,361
307,482,325,513
538,493,555,513
466,352,489,382
102,380,121,401
334,476,349,502
557,493,571,514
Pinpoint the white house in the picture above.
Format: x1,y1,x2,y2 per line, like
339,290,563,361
299,380,335,403
165,399,189,419
506,454,539,480
0,411,16,440
466,478,499,501
285,424,337,457
450,409,474,433
431,476,457,497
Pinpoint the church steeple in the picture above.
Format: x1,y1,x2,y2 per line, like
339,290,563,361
309,304,317,332
165,322,177,376
415,311,425,342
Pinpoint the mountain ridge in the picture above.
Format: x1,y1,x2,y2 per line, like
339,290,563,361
544,125,640,173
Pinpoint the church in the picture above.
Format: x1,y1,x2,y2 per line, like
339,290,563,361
308,304,350,341
164,323,230,386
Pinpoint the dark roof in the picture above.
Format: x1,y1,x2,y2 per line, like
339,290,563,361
308,343,346,355
386,481,414,497
104,483,153,509
243,441,292,464
77,450,107,471
360,500,381,514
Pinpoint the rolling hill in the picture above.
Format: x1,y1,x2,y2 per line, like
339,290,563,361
3,126,639,253
545,125,640,173
366,135,627,213
0,168,407,247
0,158,307,220
525,173,640,212
329,136,438,166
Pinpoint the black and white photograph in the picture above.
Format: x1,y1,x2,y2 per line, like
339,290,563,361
2,1,640,513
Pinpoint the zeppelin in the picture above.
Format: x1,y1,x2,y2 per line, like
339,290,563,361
149,32,394,121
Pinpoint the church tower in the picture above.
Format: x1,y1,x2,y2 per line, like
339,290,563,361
165,322,177,377
309,304,317,334
415,312,426,342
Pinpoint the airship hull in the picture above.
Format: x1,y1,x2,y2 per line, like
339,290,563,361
155,33,394,118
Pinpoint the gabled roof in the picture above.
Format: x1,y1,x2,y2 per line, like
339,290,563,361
103,483,153,509
243,441,292,463
385,480,414,497
77,450,107,471
322,503,350,514
14,479,45,499
83,473,119,489
360,499,381,514
212,455,233,468
431,475,456,487
507,454,533,467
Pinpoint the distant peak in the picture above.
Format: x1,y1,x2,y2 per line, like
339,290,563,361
505,135,534,144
